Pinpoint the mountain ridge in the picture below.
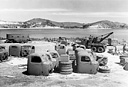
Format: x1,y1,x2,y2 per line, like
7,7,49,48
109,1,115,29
0,18,128,29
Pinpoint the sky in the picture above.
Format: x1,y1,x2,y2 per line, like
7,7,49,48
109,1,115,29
0,0,128,23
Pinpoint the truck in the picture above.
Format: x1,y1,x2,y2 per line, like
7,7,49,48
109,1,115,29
85,32,113,53
5,34,31,43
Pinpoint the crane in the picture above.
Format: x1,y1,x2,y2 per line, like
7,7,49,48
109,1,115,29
96,32,113,43
86,32,114,53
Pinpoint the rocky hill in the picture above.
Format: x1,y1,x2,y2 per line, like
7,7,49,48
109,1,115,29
0,18,128,29
0,20,22,28
22,18,83,28
83,20,128,29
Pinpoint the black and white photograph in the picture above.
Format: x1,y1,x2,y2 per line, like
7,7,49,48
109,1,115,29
0,0,128,87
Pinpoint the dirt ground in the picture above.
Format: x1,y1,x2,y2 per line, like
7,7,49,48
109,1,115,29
0,46,128,87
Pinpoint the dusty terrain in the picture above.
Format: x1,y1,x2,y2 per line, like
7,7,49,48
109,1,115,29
0,42,128,87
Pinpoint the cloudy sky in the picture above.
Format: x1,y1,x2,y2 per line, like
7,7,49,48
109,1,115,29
0,0,128,23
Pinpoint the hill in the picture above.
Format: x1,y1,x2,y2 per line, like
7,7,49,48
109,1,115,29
83,20,128,29
0,18,128,29
23,18,83,28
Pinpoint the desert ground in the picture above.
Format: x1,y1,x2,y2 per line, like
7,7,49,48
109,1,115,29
0,42,128,87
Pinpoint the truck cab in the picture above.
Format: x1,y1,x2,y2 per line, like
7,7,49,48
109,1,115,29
0,46,8,62
76,50,99,74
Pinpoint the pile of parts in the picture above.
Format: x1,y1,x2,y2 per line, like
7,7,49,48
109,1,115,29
0,40,111,76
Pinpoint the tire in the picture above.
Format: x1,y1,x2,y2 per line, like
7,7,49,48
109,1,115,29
91,47,97,52
60,64,72,67
60,68,73,75
60,61,72,65
60,71,72,75
98,47,105,53
99,70,110,73
61,66,72,70
98,66,110,73
61,68,73,72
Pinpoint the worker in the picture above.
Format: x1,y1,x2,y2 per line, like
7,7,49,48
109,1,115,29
92,37,98,43
123,43,126,53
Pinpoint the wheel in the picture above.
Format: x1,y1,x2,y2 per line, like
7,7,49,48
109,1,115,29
91,47,97,52
60,64,72,67
98,66,110,73
97,47,105,53
60,71,72,75
60,61,72,65
61,66,72,70
60,68,73,75
61,68,73,72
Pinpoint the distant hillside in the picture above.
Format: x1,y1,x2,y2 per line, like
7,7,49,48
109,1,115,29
0,18,128,29
23,18,83,28
0,20,23,28
83,20,128,29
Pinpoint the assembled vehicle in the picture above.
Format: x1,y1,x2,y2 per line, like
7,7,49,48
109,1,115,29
0,46,8,62
27,53,56,76
87,32,113,53
76,50,99,74
75,32,113,53
5,34,31,43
